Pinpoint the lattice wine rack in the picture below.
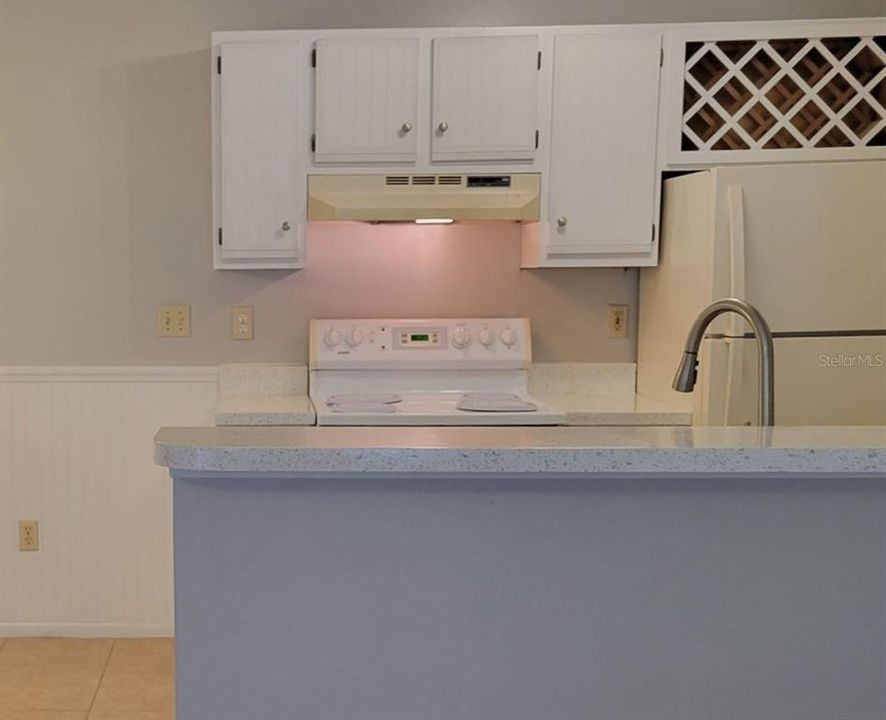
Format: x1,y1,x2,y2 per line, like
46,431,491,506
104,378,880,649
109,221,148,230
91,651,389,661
681,35,886,152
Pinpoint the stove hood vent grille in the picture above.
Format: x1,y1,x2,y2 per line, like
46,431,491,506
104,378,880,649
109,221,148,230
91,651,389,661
384,175,467,187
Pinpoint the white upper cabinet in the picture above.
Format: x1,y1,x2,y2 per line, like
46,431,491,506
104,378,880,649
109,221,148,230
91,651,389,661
528,32,662,266
431,35,540,162
216,42,307,269
211,19,875,269
314,37,420,163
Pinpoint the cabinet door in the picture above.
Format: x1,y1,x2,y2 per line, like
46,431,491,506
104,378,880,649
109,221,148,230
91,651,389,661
547,33,662,256
218,42,305,269
314,38,419,163
431,35,539,161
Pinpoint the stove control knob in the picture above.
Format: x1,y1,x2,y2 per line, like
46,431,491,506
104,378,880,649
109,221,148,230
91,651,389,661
499,326,518,348
323,327,342,348
346,328,364,347
451,324,472,350
477,328,495,347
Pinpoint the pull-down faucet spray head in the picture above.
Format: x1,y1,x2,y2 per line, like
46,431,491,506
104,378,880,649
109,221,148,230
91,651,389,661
672,351,699,392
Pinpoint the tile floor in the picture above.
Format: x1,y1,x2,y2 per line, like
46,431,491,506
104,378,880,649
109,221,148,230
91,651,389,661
0,637,174,720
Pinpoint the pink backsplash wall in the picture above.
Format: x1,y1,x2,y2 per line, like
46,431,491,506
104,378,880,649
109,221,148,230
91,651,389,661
219,222,638,364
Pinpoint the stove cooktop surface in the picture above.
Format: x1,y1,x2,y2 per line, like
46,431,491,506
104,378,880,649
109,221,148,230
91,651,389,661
314,390,563,426
309,318,566,426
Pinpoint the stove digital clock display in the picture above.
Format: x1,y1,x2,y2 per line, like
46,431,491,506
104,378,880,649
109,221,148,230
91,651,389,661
395,327,446,349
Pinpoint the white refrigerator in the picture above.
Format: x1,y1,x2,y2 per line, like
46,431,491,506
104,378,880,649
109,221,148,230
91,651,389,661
638,161,886,426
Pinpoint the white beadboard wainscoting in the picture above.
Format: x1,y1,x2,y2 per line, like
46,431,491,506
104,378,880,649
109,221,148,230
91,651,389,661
0,367,218,637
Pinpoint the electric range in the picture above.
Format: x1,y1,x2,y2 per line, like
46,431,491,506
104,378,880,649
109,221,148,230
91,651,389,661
309,318,565,426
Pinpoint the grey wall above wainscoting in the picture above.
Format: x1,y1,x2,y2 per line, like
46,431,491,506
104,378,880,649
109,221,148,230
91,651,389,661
0,0,880,365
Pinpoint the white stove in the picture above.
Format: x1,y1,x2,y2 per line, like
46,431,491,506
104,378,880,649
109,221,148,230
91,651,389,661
309,318,566,426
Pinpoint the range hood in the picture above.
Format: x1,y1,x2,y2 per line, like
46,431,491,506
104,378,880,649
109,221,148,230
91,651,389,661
307,173,540,222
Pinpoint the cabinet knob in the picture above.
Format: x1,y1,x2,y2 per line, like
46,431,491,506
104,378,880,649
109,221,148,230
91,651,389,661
281,221,292,232
556,216,568,228
400,121,412,133
437,121,449,133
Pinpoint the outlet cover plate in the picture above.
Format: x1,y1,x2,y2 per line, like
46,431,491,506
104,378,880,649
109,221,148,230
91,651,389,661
608,304,628,339
19,520,39,551
232,306,254,340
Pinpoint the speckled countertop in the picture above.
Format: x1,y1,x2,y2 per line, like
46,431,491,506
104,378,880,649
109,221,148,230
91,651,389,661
211,362,690,427
534,392,691,426
155,425,886,476
215,395,316,426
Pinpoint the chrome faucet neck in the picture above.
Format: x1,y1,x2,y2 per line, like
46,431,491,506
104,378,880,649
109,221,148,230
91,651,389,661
672,298,775,426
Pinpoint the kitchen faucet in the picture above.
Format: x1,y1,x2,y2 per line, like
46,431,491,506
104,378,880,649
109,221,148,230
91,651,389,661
672,298,775,426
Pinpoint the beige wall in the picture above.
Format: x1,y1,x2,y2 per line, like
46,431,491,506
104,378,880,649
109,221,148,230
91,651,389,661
0,0,880,365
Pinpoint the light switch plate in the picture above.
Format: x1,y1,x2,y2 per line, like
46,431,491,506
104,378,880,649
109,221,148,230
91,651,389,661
232,306,254,340
608,304,628,339
157,304,191,337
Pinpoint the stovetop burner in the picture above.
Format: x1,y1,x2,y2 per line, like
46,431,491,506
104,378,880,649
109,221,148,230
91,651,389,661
327,393,402,405
457,395,538,412
330,401,398,414
460,392,520,402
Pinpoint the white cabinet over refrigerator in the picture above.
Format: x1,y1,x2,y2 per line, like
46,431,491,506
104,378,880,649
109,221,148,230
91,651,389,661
638,160,886,425
663,19,886,168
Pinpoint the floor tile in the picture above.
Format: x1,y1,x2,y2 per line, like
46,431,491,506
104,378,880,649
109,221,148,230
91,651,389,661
89,640,174,716
102,639,174,677
0,712,87,720
0,638,112,711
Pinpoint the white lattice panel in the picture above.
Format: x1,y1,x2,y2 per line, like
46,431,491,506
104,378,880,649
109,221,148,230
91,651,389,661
681,35,886,152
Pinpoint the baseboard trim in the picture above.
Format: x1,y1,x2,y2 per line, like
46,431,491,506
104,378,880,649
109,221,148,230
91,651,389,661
0,622,174,638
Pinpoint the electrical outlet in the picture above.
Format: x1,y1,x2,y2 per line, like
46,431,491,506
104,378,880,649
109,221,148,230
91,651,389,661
608,304,628,339
19,520,39,551
232,306,254,340
157,304,191,337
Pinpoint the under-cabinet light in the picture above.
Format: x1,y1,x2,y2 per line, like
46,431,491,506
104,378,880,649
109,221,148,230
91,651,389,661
414,218,455,225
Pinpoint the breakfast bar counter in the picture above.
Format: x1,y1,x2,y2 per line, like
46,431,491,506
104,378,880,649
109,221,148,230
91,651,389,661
156,424,885,475
156,425,886,720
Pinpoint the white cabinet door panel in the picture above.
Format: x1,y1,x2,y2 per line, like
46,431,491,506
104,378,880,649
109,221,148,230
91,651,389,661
219,42,304,266
432,35,539,161
315,38,419,163
547,33,662,256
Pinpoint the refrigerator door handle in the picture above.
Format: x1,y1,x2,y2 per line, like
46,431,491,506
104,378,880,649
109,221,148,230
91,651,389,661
727,184,747,337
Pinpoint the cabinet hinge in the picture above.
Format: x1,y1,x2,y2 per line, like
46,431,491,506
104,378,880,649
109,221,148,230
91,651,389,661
537,50,541,70
535,129,539,149
311,48,316,68
311,134,316,152
217,55,221,74
660,47,664,67
218,227,223,246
